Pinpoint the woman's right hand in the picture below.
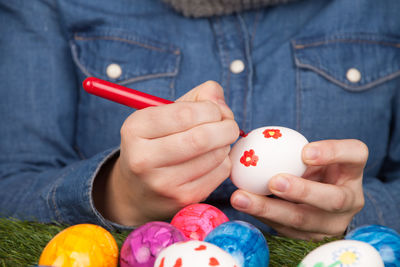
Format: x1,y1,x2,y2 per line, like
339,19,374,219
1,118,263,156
94,81,239,226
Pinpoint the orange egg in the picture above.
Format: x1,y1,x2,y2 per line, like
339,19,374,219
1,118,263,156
39,224,118,267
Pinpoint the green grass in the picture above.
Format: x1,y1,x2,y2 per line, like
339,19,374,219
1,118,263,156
0,218,336,266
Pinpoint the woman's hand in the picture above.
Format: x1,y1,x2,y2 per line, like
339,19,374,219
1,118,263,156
94,81,239,226
231,139,368,240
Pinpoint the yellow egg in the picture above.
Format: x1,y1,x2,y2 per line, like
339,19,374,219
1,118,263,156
39,224,118,267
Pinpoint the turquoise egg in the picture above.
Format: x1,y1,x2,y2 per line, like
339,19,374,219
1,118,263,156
346,224,400,267
204,220,269,267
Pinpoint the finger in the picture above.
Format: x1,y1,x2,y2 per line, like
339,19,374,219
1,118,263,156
124,101,223,138
149,157,232,207
154,145,231,186
179,156,232,204
265,221,333,240
268,174,360,212
150,119,239,167
125,119,239,171
177,80,234,120
301,165,325,182
230,190,348,235
302,139,369,168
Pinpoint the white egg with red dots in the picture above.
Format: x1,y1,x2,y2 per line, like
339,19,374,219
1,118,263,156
229,126,309,195
154,240,239,267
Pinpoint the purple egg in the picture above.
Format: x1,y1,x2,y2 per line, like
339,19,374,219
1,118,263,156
120,221,186,267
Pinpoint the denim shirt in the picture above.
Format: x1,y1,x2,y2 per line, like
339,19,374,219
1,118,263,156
1,0,400,233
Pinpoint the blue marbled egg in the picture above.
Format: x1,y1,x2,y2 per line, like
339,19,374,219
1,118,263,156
345,225,400,267
204,220,269,267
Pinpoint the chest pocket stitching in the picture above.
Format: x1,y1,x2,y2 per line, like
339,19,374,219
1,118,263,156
70,31,181,85
292,36,400,92
74,35,180,54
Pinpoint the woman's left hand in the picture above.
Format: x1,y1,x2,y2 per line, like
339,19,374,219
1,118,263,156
231,139,368,240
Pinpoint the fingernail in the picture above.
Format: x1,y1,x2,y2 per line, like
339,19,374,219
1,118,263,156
233,193,250,209
270,176,290,192
304,146,320,160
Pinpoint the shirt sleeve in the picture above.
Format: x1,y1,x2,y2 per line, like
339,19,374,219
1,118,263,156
349,85,400,233
0,0,128,231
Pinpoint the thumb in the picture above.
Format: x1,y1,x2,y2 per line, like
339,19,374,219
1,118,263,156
177,80,234,119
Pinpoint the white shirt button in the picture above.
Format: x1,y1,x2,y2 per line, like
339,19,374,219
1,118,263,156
106,63,122,79
346,68,361,83
230,59,245,74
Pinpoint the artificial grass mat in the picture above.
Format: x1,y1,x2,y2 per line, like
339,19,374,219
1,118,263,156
0,217,337,266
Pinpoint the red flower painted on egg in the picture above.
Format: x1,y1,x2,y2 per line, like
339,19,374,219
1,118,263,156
173,258,182,267
263,129,282,139
240,149,258,167
209,257,220,266
195,245,207,251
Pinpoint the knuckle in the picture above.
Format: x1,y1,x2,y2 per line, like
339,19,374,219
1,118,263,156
259,201,272,218
120,119,133,139
354,194,365,212
120,120,128,136
332,190,347,212
296,180,310,200
326,141,338,162
211,149,224,163
195,190,211,204
198,193,210,203
150,180,167,195
175,105,196,130
120,110,149,138
189,186,213,204
329,217,352,236
220,157,232,178
233,121,240,139
203,101,222,120
335,222,348,235
224,145,232,156
187,128,209,152
127,151,150,174
212,146,231,165
354,139,369,164
226,120,240,142
175,194,196,207
291,211,305,228
203,80,222,91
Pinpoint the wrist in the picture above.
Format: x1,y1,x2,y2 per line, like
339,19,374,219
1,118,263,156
93,156,144,227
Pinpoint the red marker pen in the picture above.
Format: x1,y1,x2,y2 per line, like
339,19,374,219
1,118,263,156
82,77,245,136
83,77,173,109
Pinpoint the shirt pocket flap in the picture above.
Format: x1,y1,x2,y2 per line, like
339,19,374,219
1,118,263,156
292,34,400,91
70,28,181,84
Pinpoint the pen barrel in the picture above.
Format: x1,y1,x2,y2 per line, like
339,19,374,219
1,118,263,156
83,77,173,109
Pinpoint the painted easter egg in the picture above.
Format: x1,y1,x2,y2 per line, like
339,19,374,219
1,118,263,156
299,239,384,267
230,126,308,195
171,204,229,240
39,224,118,267
120,221,186,267
345,225,400,267
154,240,239,267
204,220,269,267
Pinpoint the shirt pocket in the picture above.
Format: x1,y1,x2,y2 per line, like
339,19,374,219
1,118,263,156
293,33,400,91
292,33,400,171
70,27,181,100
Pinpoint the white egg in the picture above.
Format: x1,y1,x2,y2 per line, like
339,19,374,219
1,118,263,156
230,126,308,195
154,240,239,267
299,240,384,267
